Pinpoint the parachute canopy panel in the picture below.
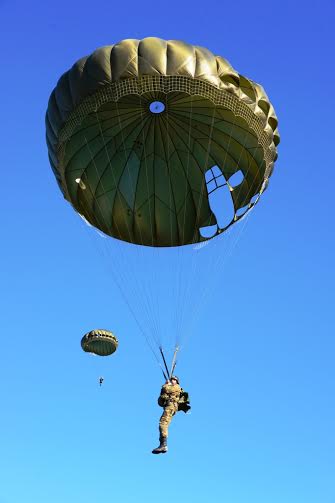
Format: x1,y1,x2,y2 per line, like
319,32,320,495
81,329,118,356
46,37,279,247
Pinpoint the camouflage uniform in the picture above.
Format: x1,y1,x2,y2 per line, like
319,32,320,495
158,382,181,439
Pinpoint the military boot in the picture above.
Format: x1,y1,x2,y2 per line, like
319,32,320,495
152,436,168,454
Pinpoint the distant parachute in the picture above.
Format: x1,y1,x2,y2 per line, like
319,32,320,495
81,329,118,356
46,37,279,247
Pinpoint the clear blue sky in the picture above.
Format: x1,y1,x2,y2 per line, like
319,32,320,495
1,0,334,502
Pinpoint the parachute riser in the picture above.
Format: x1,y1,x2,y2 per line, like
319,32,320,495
170,346,179,378
159,346,179,381
159,347,170,380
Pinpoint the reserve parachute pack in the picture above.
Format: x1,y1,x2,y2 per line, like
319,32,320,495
158,388,191,413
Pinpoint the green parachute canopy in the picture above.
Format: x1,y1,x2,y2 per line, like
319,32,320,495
46,37,279,247
81,329,118,356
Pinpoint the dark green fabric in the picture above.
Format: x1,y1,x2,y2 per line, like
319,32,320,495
46,38,279,247
178,390,191,413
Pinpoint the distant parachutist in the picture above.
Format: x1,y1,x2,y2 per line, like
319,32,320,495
99,376,104,386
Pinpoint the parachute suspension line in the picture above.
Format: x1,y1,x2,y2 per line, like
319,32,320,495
118,96,161,347
174,94,195,348
102,248,163,366
90,93,178,364
137,93,164,348
181,217,251,352
179,107,263,351
165,90,181,349
173,101,238,350
152,94,215,352
82,102,163,365
139,91,176,350
110,96,163,357
183,225,241,341
165,88,172,342
191,152,269,344
164,89,182,349
174,99,218,348
149,93,171,348
121,93,180,358
130,95,157,346
80,88,268,369
162,93,204,349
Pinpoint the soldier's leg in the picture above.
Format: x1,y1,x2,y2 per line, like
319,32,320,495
152,405,175,454
159,404,175,439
